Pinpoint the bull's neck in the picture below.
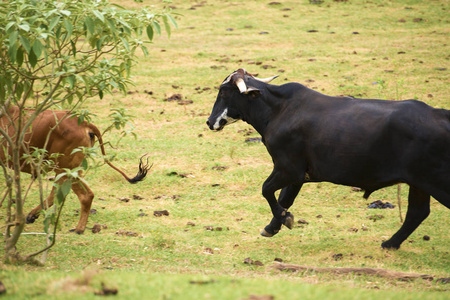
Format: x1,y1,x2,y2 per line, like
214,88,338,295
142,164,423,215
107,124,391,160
243,94,278,138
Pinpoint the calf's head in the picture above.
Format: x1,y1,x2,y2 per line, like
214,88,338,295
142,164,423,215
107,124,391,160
206,68,278,131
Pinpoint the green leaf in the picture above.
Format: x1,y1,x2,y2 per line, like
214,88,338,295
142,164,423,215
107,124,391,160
66,75,75,88
5,22,16,33
92,10,105,23
8,42,17,63
163,16,171,38
81,158,88,170
107,18,116,35
167,14,178,29
141,45,149,56
9,30,18,47
56,180,72,205
16,47,24,66
18,24,30,32
64,19,73,38
49,16,60,31
70,40,76,57
15,82,23,101
60,180,72,197
60,10,71,16
120,37,130,52
153,21,161,35
85,16,95,34
19,35,31,54
146,25,154,41
29,48,37,68
32,39,43,59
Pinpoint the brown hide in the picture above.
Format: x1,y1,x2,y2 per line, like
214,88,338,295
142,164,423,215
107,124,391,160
0,106,149,233
1,106,92,174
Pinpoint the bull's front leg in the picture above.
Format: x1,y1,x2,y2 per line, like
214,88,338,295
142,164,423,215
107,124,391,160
261,184,302,237
260,172,296,237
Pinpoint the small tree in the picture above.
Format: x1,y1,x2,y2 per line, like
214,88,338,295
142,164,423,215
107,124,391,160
0,0,176,264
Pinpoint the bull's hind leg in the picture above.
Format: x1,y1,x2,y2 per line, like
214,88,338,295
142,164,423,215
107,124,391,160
381,186,430,249
71,180,94,234
261,184,302,237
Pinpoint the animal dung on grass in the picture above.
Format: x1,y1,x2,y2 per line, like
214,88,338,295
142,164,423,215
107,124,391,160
94,282,118,296
153,210,170,217
244,257,264,266
115,230,139,237
91,223,102,234
368,200,395,209
164,93,193,105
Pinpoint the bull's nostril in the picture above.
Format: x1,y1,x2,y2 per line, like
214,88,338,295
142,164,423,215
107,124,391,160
206,120,210,127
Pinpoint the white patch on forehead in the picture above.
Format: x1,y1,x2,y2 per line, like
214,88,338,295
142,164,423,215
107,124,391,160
213,108,238,130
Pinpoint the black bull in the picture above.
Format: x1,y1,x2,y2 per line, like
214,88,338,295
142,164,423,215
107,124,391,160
206,68,450,249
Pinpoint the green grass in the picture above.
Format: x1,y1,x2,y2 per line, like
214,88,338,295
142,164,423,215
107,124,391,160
1,0,449,298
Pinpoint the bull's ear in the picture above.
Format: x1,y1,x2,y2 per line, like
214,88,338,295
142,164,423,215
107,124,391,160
245,86,260,97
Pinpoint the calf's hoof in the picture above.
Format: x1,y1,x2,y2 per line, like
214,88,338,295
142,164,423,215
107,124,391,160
281,212,294,229
26,214,38,224
69,228,85,235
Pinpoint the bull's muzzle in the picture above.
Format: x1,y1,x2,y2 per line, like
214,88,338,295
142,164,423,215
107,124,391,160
206,118,226,131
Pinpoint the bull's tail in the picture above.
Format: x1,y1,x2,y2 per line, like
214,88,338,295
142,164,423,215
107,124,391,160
87,123,151,183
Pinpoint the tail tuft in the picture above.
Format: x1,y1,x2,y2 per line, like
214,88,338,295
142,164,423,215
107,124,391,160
128,154,152,184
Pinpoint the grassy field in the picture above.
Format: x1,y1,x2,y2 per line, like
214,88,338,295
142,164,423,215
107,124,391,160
1,0,449,299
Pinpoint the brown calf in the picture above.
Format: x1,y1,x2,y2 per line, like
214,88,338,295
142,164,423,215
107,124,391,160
0,106,150,233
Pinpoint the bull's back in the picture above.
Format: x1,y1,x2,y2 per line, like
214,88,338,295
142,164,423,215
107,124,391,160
271,97,450,185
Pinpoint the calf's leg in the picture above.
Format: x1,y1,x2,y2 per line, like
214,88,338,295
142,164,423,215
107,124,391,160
381,185,430,249
26,185,57,224
71,180,94,234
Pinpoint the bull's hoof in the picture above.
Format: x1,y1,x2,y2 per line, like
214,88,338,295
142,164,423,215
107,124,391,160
26,214,38,224
260,227,279,238
282,212,294,229
381,240,400,250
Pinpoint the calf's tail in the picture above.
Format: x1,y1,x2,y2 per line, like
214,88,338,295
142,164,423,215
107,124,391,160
87,123,151,183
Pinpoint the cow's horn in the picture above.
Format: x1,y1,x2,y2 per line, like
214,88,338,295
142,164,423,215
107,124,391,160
235,77,248,93
255,75,279,83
